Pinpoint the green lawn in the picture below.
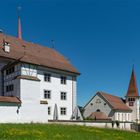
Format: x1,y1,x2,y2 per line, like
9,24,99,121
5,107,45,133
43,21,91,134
0,124,139,140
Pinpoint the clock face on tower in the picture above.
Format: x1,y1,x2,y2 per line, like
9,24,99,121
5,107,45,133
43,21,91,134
129,102,134,106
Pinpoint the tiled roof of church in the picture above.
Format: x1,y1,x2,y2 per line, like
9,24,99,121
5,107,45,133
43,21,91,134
0,96,21,104
97,92,132,111
0,34,80,75
89,112,111,120
126,68,139,97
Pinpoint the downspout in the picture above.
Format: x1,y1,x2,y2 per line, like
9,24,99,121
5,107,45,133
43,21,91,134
1,70,4,96
72,76,74,118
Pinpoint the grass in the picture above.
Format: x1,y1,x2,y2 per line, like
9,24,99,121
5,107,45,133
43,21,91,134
0,124,139,140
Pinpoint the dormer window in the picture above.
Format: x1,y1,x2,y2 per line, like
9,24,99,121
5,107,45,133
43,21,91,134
3,41,10,53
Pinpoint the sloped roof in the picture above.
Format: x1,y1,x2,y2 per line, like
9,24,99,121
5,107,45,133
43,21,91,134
89,112,111,120
0,34,80,75
126,68,139,97
0,96,21,104
97,92,131,111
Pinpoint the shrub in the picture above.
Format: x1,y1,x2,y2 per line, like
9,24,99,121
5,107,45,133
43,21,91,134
116,121,120,128
112,121,115,128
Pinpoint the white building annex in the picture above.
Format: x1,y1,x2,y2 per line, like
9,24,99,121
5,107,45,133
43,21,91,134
83,68,140,122
0,16,80,123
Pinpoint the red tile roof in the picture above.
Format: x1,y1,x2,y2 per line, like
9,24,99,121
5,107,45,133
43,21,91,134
126,68,139,97
89,112,111,120
97,92,132,111
0,96,21,104
0,34,80,75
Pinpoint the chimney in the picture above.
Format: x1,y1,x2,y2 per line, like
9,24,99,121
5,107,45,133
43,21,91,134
4,41,10,53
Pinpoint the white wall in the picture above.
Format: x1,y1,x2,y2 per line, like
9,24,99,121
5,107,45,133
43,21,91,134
0,105,19,123
38,67,77,120
0,60,77,122
114,112,131,122
19,79,48,123
126,98,140,122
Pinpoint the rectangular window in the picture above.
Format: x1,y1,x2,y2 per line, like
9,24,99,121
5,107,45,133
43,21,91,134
11,67,15,73
44,90,51,99
6,66,15,75
60,76,67,84
60,107,66,115
6,84,14,92
48,107,51,115
44,73,51,82
6,69,8,75
6,86,9,92
61,92,67,100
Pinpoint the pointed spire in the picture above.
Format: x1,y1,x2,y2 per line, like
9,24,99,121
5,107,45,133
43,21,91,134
17,6,22,39
126,67,139,97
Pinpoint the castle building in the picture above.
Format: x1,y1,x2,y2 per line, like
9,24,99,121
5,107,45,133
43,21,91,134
0,15,80,123
83,68,140,122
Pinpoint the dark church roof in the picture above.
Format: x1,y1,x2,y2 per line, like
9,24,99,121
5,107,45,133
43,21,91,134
0,34,80,75
126,68,139,97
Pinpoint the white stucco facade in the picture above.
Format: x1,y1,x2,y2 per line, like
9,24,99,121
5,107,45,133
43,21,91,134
37,66,77,120
126,97,140,122
0,59,78,123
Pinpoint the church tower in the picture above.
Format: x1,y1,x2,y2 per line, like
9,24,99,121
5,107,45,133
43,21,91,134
126,68,140,122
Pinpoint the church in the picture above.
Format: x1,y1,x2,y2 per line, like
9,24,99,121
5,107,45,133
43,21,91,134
83,68,140,122
0,15,80,123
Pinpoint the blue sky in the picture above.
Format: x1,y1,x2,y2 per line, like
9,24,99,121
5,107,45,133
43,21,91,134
1,0,140,106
